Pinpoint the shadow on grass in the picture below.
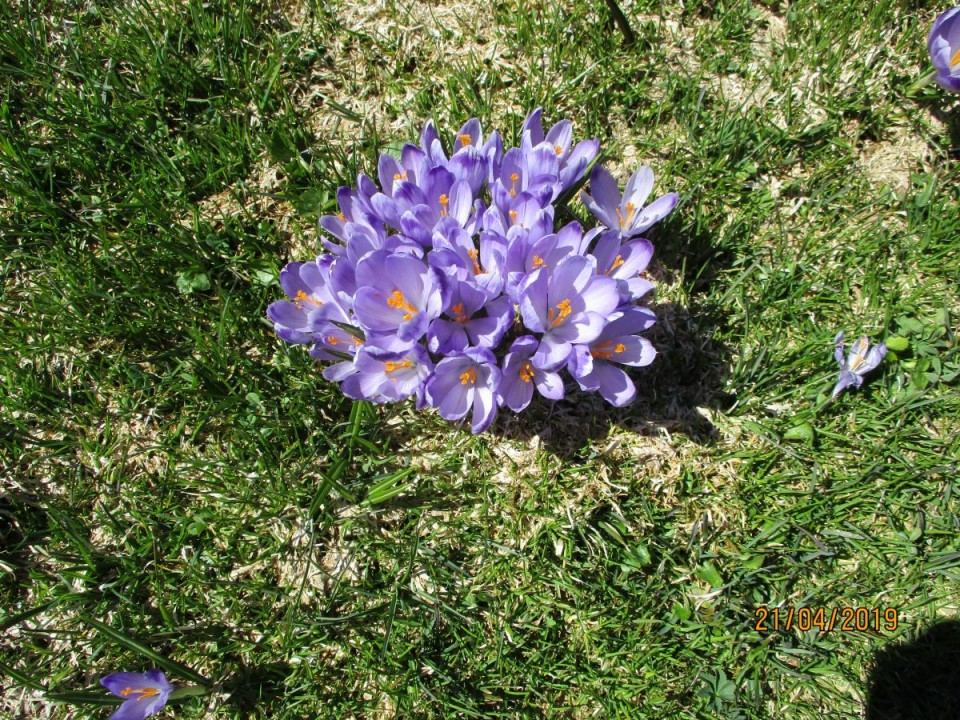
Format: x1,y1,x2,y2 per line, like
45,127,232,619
865,619,960,720
221,661,293,718
479,297,733,458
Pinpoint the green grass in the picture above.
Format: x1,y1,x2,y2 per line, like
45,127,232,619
2,0,959,718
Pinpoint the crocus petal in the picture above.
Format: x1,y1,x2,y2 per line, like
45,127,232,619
471,386,498,433
581,166,620,228
831,370,862,399
518,269,548,331
611,336,657,367
629,192,679,235
429,372,471,420
109,700,154,720
552,311,605,344
535,370,564,400
834,331,846,367
592,363,636,407
533,334,572,370
862,343,887,373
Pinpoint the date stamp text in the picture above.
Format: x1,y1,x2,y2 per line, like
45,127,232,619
754,606,898,633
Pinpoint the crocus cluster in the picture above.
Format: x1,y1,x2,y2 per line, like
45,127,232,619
268,110,678,432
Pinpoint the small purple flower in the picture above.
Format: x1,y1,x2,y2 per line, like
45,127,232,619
267,259,338,345
352,250,447,342
427,280,514,355
498,336,564,412
568,308,657,407
518,255,620,370
100,670,172,720
347,342,434,403
929,7,960,92
831,332,887,400
581,166,679,238
424,348,501,433
589,229,655,301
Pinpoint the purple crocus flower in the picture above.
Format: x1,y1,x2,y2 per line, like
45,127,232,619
267,258,338,345
581,166,679,238
567,308,657,407
831,332,886,400
520,108,599,194
518,254,620,370
427,280,514,355
352,250,447,342
929,7,960,91
498,336,565,412
589,229,655,301
424,347,501,433
346,342,434,403
100,670,172,720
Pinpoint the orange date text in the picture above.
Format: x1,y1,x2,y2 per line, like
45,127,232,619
753,606,898,633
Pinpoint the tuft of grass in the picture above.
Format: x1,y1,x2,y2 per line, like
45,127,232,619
2,0,959,718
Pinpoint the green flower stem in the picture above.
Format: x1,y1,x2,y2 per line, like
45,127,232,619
169,686,211,700
907,67,937,95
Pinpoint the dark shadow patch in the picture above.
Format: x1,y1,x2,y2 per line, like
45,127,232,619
222,661,293,718
865,619,960,720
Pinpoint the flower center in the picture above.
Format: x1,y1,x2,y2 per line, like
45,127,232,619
554,144,563,156
616,202,636,228
438,193,449,217
606,255,625,275
508,209,518,226
518,361,534,383
294,290,323,310
459,133,472,146
386,289,418,321
532,255,545,268
848,347,868,371
384,359,413,374
459,367,477,385
591,340,626,359
952,47,960,68
120,687,160,702
393,170,408,182
326,335,339,345
451,303,469,323
546,298,573,328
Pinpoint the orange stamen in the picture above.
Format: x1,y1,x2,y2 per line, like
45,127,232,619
384,359,413,374
509,172,519,198
438,193,449,217
467,248,481,275
451,303,469,323
952,47,960,68
120,687,160,702
508,209,518,226
606,255,625,275
554,144,563,155
393,170,408,182
615,202,636,229
294,290,323,310
546,298,572,328
327,335,339,345
518,361,534,383
459,367,477,385
386,289,418,321
459,134,472,146
532,255,545,269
